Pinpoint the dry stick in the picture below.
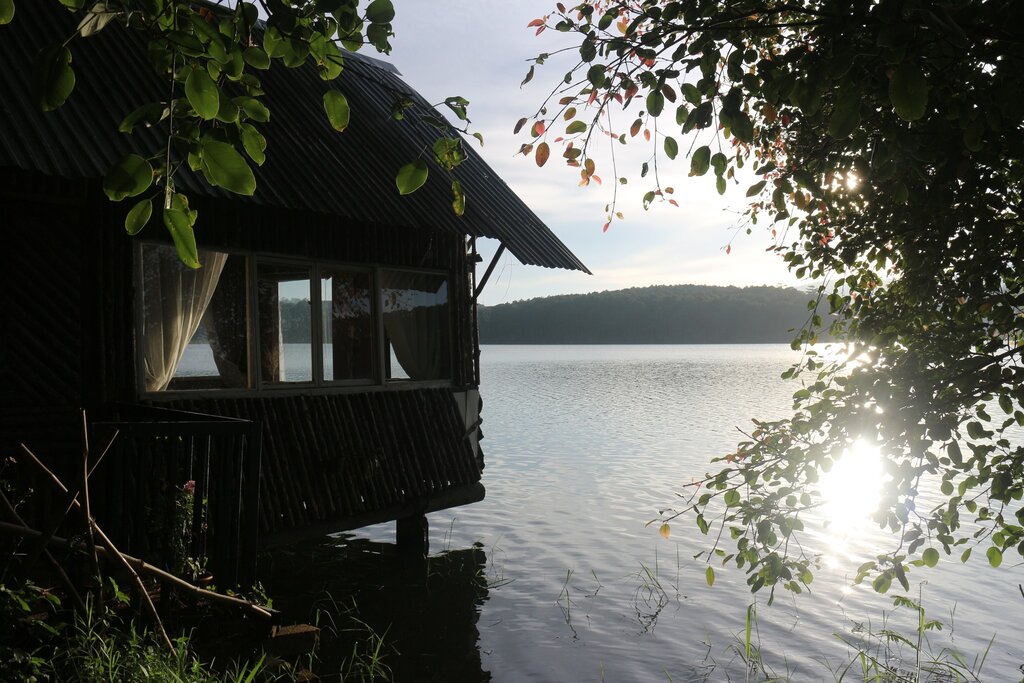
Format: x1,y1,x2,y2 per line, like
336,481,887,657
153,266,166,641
0,521,273,620
79,410,103,611
0,490,87,613
19,428,120,578
17,443,174,651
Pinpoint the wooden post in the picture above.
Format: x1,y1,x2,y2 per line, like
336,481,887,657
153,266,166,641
396,514,428,557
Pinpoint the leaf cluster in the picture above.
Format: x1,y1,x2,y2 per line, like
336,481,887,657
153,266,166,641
524,0,1024,597
3,0,473,267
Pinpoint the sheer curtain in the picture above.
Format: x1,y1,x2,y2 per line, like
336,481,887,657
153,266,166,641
381,271,450,381
142,245,227,391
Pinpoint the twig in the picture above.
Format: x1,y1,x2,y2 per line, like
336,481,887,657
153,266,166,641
19,427,119,578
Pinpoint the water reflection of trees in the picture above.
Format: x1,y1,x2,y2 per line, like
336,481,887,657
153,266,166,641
261,536,491,682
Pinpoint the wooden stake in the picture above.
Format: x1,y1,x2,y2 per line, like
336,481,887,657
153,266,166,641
80,410,103,611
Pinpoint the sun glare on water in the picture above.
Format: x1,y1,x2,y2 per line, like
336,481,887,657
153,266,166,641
818,440,887,564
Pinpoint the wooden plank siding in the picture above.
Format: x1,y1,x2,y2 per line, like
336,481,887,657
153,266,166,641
161,390,482,538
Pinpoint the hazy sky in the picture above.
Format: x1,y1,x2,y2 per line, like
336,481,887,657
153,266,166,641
383,2,799,306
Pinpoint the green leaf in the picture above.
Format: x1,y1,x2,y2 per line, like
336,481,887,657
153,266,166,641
323,90,350,132
201,138,256,195
705,566,715,587
395,159,428,195
828,91,860,138
566,120,587,135
746,180,767,197
723,489,740,507
103,154,153,201
922,548,939,568
889,63,928,121
185,69,220,120
872,572,892,594
646,90,665,117
32,44,76,112
163,207,200,269
243,46,270,70
690,145,711,176
986,546,1002,568
365,0,394,24
124,199,153,235
232,96,269,122
716,176,726,195
240,123,266,165
451,180,465,217
587,64,605,88
664,136,678,160
0,0,15,25
119,102,166,133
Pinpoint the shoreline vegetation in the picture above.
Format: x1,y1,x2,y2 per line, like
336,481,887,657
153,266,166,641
478,284,819,345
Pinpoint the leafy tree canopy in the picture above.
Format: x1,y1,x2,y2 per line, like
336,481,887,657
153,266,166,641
521,0,1024,599
0,0,474,266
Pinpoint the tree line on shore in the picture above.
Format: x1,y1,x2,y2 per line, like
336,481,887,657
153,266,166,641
478,284,816,344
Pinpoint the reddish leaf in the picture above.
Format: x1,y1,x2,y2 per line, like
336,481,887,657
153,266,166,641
630,119,642,137
535,142,550,167
602,221,611,232
725,244,732,254
643,129,651,141
513,117,528,134
527,18,544,27
592,175,602,185
535,25,545,35
531,120,546,137
585,158,595,176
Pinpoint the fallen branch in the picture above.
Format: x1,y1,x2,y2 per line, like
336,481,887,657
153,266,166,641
0,521,273,620
19,443,173,650
0,489,87,613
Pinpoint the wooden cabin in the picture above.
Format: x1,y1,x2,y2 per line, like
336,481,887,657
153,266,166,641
0,2,587,584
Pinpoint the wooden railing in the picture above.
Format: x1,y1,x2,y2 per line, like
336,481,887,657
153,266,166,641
91,404,262,587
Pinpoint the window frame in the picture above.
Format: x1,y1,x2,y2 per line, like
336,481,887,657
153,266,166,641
134,242,455,400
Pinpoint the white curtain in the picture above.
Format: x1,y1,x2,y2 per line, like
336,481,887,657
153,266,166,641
142,245,227,391
385,306,445,380
381,271,449,381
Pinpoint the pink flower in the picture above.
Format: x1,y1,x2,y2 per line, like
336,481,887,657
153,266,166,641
183,480,196,494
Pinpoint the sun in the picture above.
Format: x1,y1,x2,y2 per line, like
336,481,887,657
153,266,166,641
818,440,886,537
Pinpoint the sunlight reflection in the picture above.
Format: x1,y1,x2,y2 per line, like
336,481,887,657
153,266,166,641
818,440,887,566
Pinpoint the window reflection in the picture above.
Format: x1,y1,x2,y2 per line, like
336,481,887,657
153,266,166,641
322,269,375,382
257,263,312,383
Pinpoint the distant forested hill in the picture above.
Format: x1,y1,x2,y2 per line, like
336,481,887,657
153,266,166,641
477,285,816,344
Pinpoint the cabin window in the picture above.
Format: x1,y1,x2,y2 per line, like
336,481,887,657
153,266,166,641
138,247,451,393
382,270,451,381
139,243,250,391
321,268,375,382
257,263,313,384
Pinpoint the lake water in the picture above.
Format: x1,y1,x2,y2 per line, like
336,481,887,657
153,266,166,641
246,345,1024,681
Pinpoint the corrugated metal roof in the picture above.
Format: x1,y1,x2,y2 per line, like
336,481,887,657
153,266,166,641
0,2,589,273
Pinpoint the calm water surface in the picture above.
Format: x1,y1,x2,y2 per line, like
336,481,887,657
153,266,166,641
256,344,1023,681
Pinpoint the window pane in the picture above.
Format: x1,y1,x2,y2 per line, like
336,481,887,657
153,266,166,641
322,269,374,382
381,270,450,381
257,263,312,383
141,244,249,391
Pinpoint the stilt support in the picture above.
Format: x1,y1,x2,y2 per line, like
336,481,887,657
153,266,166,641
396,514,429,557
